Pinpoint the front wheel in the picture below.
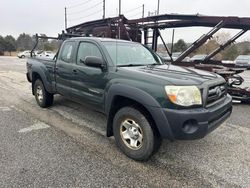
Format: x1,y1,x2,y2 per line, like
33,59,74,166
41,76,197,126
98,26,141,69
113,106,161,161
34,79,54,108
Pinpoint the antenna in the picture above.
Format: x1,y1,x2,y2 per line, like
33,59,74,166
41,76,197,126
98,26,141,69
116,27,118,71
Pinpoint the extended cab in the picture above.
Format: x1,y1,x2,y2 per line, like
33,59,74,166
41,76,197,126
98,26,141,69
26,37,232,160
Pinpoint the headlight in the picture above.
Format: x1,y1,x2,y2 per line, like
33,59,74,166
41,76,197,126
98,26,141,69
165,86,202,107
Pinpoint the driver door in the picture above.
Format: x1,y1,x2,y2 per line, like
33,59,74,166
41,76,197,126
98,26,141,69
71,41,108,111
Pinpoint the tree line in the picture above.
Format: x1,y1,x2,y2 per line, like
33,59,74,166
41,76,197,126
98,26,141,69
0,33,60,55
1,32,250,60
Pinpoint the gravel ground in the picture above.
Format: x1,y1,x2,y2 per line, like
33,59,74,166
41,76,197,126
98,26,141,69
0,99,156,187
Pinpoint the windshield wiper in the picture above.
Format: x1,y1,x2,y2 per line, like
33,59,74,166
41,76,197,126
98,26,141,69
146,63,161,68
147,63,159,66
117,64,147,67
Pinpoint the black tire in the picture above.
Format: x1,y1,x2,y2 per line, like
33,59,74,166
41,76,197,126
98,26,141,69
113,106,161,161
34,79,54,108
21,55,25,58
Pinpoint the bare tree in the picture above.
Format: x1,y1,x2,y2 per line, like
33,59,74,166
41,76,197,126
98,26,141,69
215,32,231,45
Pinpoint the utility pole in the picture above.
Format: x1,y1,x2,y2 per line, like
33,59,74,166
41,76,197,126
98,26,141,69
64,7,67,30
157,0,160,15
119,0,121,15
171,29,175,54
103,0,105,19
142,4,145,18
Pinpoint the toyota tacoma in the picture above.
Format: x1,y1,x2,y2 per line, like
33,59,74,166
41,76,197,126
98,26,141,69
26,37,232,160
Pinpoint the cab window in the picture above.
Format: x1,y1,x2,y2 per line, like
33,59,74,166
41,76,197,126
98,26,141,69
77,42,102,65
60,42,74,63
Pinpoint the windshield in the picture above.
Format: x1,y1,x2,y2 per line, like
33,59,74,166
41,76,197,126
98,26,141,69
102,41,162,66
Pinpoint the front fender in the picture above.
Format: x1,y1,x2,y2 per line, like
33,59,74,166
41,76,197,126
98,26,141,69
105,84,174,140
105,84,161,113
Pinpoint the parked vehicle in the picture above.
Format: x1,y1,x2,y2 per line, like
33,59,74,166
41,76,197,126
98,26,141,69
36,51,56,59
222,60,235,64
157,52,170,60
190,54,207,61
26,37,232,160
17,51,32,58
234,55,250,69
157,52,190,62
34,50,44,56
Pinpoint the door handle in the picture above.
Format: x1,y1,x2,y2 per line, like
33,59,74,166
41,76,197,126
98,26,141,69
73,69,78,74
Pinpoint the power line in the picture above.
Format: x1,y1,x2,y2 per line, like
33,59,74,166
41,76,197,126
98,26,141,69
68,9,102,21
126,9,141,16
67,0,91,9
127,12,142,18
125,5,142,14
105,13,118,18
68,1,102,15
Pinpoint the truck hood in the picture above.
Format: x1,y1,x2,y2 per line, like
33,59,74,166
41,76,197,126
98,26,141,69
119,64,221,85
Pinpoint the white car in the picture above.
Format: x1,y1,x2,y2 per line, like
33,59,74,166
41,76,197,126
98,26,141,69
157,52,190,62
234,55,250,69
37,51,56,59
17,51,32,58
190,54,207,61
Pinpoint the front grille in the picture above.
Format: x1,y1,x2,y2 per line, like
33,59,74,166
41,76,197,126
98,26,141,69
206,83,227,106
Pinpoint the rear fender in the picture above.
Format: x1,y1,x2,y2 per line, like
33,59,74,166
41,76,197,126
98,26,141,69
31,68,54,94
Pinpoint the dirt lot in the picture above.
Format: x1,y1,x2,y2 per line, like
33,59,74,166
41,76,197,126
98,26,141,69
0,57,249,187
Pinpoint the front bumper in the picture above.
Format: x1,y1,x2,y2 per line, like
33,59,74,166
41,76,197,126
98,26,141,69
162,94,232,140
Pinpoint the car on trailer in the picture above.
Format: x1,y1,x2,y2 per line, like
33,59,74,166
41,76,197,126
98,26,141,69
235,55,250,69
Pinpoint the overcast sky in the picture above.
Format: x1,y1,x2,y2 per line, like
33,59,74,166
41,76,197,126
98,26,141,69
1,0,250,42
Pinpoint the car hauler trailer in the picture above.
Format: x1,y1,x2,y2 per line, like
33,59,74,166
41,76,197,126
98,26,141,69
32,13,250,102
65,13,250,103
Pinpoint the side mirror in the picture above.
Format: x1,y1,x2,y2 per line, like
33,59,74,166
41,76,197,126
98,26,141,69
83,56,105,69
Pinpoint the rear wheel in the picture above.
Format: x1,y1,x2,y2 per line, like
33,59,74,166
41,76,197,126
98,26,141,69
113,106,161,161
34,79,53,108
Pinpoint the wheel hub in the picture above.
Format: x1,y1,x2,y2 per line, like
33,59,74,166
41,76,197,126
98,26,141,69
120,119,143,150
129,127,139,139
36,86,43,102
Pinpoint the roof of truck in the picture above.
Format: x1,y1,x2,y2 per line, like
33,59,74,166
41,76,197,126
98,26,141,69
68,37,133,43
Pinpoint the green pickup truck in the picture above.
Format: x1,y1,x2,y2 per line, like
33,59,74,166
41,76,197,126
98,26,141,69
26,37,232,160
